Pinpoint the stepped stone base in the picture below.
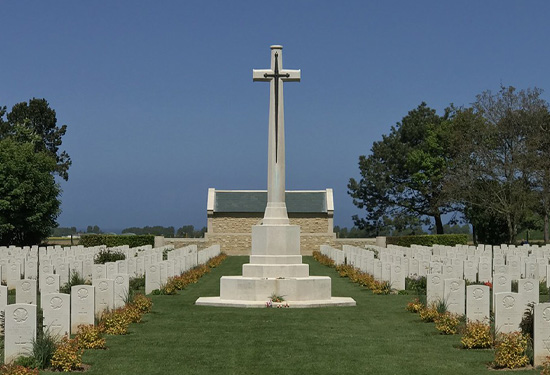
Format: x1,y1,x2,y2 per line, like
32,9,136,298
195,223,356,308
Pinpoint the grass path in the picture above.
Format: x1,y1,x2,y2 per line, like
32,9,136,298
65,257,539,375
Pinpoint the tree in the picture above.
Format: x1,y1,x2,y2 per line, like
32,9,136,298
0,98,71,180
348,103,454,235
52,227,77,237
0,138,61,246
446,86,546,244
176,225,206,238
86,225,102,234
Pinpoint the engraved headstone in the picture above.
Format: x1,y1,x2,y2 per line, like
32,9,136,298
113,274,129,309
466,285,490,322
534,303,550,367
42,293,70,338
93,278,114,317
495,292,522,334
427,274,444,305
4,304,37,363
444,278,465,315
70,285,95,335
16,279,37,305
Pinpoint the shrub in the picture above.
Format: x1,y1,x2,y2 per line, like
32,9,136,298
80,234,154,248
371,280,392,295
0,364,39,375
461,320,493,349
493,332,530,369
59,272,88,294
519,302,535,343
386,234,468,247
94,249,126,264
434,312,461,335
12,356,38,370
30,329,58,369
50,336,83,372
406,298,424,313
131,294,153,314
124,304,143,323
75,325,106,349
207,252,227,268
540,357,550,375
129,276,145,291
312,251,335,267
405,275,426,295
419,305,439,322
99,307,132,335
541,280,549,296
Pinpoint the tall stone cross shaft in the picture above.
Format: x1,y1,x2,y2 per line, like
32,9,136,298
253,45,300,225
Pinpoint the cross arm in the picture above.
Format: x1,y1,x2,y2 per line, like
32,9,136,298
281,69,301,82
253,69,272,81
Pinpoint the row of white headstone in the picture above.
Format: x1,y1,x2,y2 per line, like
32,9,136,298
320,243,550,366
2,243,221,363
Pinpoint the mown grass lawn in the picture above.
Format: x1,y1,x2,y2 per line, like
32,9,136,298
59,256,540,375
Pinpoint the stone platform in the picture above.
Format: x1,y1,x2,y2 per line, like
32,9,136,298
195,296,356,308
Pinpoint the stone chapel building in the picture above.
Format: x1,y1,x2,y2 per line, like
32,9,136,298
204,188,336,255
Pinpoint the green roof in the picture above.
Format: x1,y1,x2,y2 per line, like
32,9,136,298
214,191,327,213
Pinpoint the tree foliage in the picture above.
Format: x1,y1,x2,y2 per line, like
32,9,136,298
122,226,175,237
175,225,206,238
446,86,549,244
349,86,550,244
0,98,71,180
0,138,61,246
348,103,453,235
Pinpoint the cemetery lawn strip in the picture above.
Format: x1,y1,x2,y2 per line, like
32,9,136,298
63,256,539,375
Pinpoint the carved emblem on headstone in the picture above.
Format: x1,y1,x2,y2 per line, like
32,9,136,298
450,281,459,291
503,295,515,309
473,288,484,300
433,276,440,284
498,276,507,285
99,281,108,291
543,307,550,322
50,297,63,310
21,281,31,291
13,308,28,323
525,282,534,291
115,276,124,284
78,288,89,300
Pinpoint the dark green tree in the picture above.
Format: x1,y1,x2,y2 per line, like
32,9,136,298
0,138,61,246
0,98,71,180
348,103,454,235
446,87,545,244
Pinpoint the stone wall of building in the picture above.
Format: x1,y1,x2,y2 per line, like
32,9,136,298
211,213,329,235
163,235,378,256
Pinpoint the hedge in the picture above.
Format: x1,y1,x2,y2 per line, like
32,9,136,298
385,234,468,247
79,234,155,248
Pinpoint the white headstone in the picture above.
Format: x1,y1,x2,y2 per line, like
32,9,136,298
427,274,444,305
42,293,70,338
494,292,523,334
466,285,490,322
93,279,114,317
70,285,95,335
145,264,161,294
4,304,37,363
534,303,550,367
16,279,37,305
113,274,129,309
444,278,465,315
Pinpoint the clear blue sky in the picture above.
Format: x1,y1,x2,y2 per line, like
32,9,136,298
1,1,549,232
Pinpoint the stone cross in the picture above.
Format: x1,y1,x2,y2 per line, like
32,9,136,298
253,45,300,225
